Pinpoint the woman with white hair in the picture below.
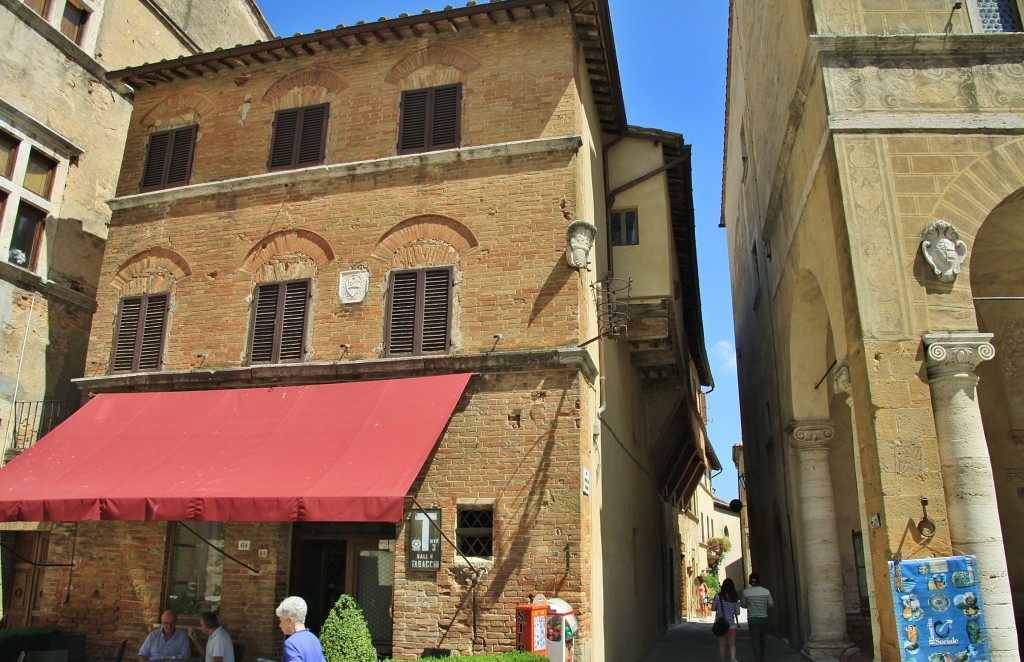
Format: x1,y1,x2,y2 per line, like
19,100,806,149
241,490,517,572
276,596,327,662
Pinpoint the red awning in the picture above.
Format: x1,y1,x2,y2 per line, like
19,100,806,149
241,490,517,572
0,374,471,522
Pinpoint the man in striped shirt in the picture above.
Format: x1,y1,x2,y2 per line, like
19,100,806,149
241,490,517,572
740,572,775,662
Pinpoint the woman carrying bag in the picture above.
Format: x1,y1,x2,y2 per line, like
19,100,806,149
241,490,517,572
711,578,742,662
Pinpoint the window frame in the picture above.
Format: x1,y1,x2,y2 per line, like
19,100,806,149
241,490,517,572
59,0,89,44
610,208,639,246
456,506,494,558
163,521,225,618
397,84,462,155
140,125,198,193
384,266,453,357
247,279,311,365
110,293,170,373
268,104,329,172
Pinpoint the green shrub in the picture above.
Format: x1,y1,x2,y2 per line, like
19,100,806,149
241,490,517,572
0,627,61,662
318,594,377,662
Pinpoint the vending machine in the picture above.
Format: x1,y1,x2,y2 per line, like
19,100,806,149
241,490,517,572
515,593,548,653
545,598,578,662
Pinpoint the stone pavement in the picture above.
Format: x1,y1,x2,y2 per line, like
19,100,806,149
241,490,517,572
640,619,807,662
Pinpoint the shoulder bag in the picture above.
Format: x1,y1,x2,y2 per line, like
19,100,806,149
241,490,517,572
711,596,730,637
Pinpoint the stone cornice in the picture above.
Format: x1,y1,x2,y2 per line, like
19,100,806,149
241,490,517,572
107,135,584,213
0,262,97,312
73,347,598,394
787,420,835,451
811,33,1024,57
922,332,995,381
829,113,1024,132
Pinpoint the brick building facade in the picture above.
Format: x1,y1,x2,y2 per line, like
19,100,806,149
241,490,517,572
0,2,714,661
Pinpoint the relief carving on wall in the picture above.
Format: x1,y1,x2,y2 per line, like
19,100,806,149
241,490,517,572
842,138,907,334
827,56,1024,113
921,220,968,283
338,268,370,304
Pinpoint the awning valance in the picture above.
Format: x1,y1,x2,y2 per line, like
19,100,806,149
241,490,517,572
0,374,471,522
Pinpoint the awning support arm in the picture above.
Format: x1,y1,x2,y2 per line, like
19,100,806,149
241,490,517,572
179,522,259,574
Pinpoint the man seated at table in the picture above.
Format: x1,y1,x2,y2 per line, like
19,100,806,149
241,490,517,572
139,610,192,661
188,612,234,662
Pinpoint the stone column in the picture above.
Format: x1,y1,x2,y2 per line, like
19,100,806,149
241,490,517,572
922,332,1018,660
789,420,849,661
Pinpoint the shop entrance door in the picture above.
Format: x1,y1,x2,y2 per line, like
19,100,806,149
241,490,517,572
3,531,49,627
291,537,347,636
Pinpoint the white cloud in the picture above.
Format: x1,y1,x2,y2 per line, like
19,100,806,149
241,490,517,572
712,339,736,370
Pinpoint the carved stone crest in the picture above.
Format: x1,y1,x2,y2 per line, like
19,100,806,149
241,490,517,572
921,220,968,283
338,268,370,304
566,220,597,269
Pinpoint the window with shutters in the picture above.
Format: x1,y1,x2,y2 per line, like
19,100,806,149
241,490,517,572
384,267,453,357
397,84,461,155
456,507,493,558
268,104,329,171
248,279,310,364
111,293,169,373
140,126,197,192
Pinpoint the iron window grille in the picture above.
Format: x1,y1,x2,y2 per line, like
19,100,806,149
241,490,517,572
456,507,493,557
111,293,169,373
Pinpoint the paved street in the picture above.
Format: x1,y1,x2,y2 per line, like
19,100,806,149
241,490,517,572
640,618,806,662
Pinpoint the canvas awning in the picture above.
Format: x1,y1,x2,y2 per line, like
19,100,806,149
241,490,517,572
0,373,471,522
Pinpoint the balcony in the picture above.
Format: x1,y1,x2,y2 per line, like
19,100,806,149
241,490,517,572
3,399,76,463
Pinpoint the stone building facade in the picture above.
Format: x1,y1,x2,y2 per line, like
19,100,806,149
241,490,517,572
0,0,270,629
0,2,714,661
723,1,1023,660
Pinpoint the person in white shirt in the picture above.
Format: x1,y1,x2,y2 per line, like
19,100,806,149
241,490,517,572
740,572,775,662
188,612,235,662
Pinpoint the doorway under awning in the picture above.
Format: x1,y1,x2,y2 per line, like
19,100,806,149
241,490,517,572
0,373,472,523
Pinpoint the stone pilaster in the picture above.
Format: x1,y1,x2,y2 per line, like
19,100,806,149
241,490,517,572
789,420,849,661
922,332,1018,660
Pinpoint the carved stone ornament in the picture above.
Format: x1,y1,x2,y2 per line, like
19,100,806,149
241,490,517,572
566,220,597,269
922,332,995,381
787,420,835,452
338,268,370,304
921,220,968,283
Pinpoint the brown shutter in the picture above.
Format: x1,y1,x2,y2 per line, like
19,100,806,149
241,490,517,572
140,132,170,191
140,126,196,192
385,271,418,355
270,105,328,171
111,294,168,373
268,109,299,170
296,105,328,167
248,280,309,364
420,268,452,353
165,127,197,187
398,89,429,154
429,85,461,151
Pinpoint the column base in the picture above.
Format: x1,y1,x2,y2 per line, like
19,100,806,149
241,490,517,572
801,639,851,662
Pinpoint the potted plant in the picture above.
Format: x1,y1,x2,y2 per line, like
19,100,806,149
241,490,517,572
705,537,732,576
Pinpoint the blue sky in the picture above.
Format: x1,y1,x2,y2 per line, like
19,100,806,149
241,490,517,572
255,1,740,500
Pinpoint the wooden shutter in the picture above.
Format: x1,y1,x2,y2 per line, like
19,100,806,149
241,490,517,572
385,267,452,356
269,105,328,171
140,126,196,192
248,280,309,364
398,85,461,155
111,294,168,373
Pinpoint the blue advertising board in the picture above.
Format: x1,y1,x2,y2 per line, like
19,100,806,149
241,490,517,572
888,555,991,662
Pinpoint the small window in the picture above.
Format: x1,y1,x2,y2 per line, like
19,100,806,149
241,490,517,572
248,279,310,364
398,84,461,155
165,522,224,616
268,104,329,171
24,150,57,199
140,126,198,192
60,1,88,44
24,0,51,18
8,203,46,269
0,132,17,179
385,266,452,357
456,507,493,557
976,0,1022,31
111,293,169,373
611,209,639,246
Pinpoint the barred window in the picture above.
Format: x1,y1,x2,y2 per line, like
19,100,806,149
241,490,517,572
456,507,493,557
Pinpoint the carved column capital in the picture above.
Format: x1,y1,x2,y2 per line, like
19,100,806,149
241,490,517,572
833,357,851,396
788,420,835,451
922,332,995,382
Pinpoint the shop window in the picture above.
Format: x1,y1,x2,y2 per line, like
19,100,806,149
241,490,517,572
111,293,169,373
165,522,224,617
384,266,452,357
397,84,461,155
60,0,88,44
140,126,198,192
456,507,493,557
248,279,310,364
610,209,639,246
268,104,329,171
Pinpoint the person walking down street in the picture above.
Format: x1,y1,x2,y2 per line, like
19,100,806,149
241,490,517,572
741,572,775,662
276,596,327,662
188,612,234,662
712,578,742,662
696,576,709,621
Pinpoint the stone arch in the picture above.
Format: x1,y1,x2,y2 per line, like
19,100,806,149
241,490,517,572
240,229,335,277
109,247,191,296
261,68,348,110
384,44,482,86
371,215,478,269
138,91,216,130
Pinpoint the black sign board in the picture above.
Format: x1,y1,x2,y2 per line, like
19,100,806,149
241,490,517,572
408,509,441,571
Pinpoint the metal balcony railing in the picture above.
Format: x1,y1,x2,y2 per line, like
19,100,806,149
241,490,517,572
3,399,76,461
